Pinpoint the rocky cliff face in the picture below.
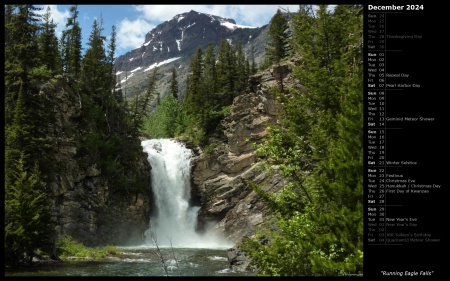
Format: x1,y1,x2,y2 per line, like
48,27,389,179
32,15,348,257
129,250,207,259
47,80,152,247
191,58,301,249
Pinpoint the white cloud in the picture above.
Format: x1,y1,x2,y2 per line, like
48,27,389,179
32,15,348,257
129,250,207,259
134,5,198,23
134,5,299,28
116,17,154,54
226,5,299,27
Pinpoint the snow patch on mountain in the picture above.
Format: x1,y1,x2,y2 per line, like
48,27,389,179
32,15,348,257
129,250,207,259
143,57,181,72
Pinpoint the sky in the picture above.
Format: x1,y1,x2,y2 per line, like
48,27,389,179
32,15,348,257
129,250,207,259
36,5,300,58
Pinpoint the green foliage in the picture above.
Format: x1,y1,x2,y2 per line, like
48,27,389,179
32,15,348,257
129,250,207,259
235,41,248,92
266,9,291,66
61,5,82,84
5,153,55,266
143,94,187,138
205,105,231,134
203,143,218,155
183,120,207,147
182,39,251,145
184,47,204,120
170,66,179,100
242,206,363,276
128,68,161,132
215,40,236,105
242,5,363,276
38,6,62,76
4,4,42,126
4,6,63,266
245,180,276,209
56,235,122,260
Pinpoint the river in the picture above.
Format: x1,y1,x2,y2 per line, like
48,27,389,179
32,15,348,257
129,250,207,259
5,245,254,276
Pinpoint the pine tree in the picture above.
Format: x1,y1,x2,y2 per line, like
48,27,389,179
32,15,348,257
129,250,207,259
76,17,111,164
170,66,179,100
81,18,109,97
107,25,117,90
5,83,33,186
105,24,124,136
34,6,62,157
5,153,55,266
235,40,247,92
59,5,83,110
4,4,56,179
61,5,82,87
201,43,219,132
38,6,62,75
216,39,235,105
266,9,292,90
146,67,160,108
4,5,14,45
4,4,42,126
184,47,204,119
203,43,216,99
266,9,291,66
129,67,159,132
76,18,148,193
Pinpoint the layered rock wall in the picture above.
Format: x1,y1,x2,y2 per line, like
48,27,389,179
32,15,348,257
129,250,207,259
192,60,301,244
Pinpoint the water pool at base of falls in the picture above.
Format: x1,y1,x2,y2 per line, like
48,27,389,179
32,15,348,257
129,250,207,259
5,246,255,276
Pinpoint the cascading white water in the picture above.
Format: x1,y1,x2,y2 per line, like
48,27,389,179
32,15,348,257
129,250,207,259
141,139,231,248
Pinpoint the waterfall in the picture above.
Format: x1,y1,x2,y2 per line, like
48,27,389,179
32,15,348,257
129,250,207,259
141,139,230,248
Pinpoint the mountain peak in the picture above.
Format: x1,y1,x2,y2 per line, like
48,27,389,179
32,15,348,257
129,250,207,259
172,9,237,25
113,10,267,100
